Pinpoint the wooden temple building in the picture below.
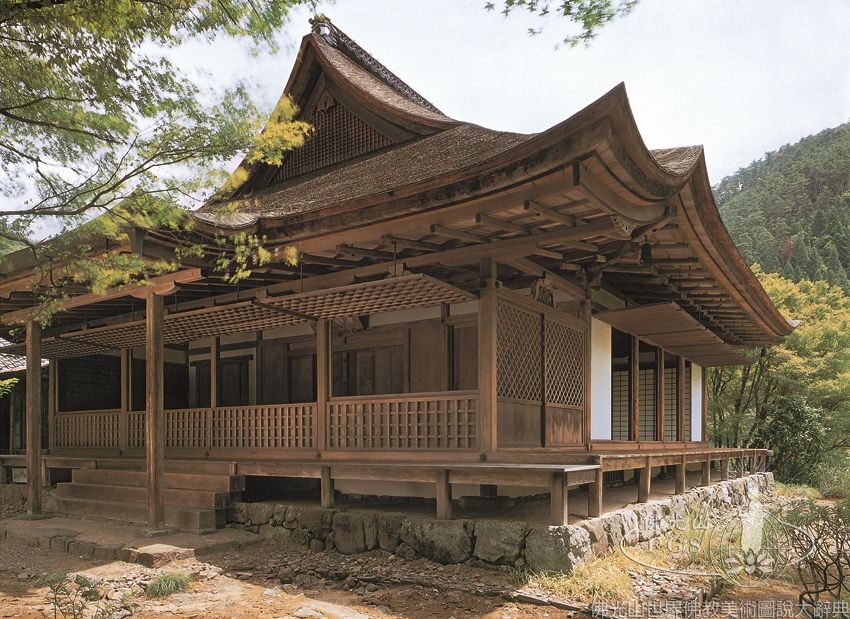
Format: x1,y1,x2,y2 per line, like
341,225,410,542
0,19,792,532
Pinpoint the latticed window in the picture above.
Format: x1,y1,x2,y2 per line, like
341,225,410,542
272,98,392,182
683,363,692,441
611,370,630,440
496,302,542,401
664,365,679,441
639,367,656,440
544,318,584,407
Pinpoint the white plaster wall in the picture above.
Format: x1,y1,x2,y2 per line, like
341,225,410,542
590,318,612,440
691,363,703,441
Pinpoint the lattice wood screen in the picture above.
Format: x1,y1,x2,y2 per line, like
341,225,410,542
683,365,692,441
544,318,585,407
664,366,679,441
272,99,391,182
639,367,657,440
611,370,630,440
496,301,542,401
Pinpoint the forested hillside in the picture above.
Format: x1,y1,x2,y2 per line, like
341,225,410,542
715,123,850,291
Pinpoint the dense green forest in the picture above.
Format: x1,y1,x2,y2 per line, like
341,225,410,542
715,122,850,291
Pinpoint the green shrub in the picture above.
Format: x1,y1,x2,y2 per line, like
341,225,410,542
813,455,850,499
146,572,192,598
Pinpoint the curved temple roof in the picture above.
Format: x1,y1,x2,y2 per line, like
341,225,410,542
0,18,793,357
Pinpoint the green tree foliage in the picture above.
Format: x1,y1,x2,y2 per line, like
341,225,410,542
485,0,637,47
0,0,313,316
716,123,850,292
709,269,850,482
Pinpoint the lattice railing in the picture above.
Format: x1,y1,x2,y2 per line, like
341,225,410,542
327,393,478,450
213,404,314,449
122,404,315,450
53,410,120,448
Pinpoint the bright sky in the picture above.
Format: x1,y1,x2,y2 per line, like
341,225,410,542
173,0,850,183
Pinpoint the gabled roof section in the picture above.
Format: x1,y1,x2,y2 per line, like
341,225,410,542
222,17,458,200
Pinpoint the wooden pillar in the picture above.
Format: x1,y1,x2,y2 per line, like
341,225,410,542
701,457,711,486
436,469,452,520
145,293,165,530
320,465,334,508
210,337,219,408
675,454,687,495
720,458,729,481
316,320,330,452
588,467,603,517
738,451,745,477
119,350,130,451
550,471,568,526
25,320,42,515
676,356,685,441
749,451,758,475
47,359,57,450
478,258,498,455
630,336,640,441
656,348,665,442
638,457,651,503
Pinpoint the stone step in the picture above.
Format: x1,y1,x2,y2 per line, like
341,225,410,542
53,497,220,531
55,483,230,510
72,469,245,492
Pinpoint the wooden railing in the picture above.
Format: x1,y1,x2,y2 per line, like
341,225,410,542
327,392,479,450
54,410,121,448
55,394,478,452
124,403,315,450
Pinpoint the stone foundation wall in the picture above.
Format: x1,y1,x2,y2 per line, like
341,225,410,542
228,473,773,574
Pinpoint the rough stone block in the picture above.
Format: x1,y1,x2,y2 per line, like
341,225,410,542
473,520,527,565
377,512,404,552
577,518,608,556
133,544,194,568
259,524,293,542
246,502,276,526
92,544,121,561
68,540,96,557
524,525,591,573
399,519,473,564
332,512,366,554
228,502,251,524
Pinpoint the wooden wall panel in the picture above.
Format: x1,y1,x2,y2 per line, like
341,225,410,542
452,324,478,390
259,341,288,404
497,399,542,448
544,406,583,446
410,323,448,393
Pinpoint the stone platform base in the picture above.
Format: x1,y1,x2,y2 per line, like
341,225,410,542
229,473,774,573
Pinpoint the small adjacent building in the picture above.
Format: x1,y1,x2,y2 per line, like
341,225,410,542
0,19,792,530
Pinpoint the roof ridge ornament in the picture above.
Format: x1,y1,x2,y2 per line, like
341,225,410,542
309,16,444,115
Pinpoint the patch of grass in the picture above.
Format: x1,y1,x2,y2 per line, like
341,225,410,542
510,552,637,602
146,572,192,598
775,482,822,500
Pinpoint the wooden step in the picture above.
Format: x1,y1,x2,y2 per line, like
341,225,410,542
55,483,230,510
53,497,219,531
92,459,235,476
72,469,245,492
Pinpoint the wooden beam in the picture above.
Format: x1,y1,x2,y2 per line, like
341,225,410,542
677,356,685,441
380,235,440,252
436,469,452,520
316,319,331,452
336,244,394,260
47,359,56,451
119,350,129,451
532,246,562,260
475,213,529,235
523,200,576,227
478,259,498,455
2,268,203,324
675,454,686,494
630,335,640,441
638,458,651,502
320,466,334,508
25,320,42,515
656,348,665,442
720,458,729,481
502,256,586,300
429,224,485,243
145,292,165,530
550,471,568,526
588,468,603,517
